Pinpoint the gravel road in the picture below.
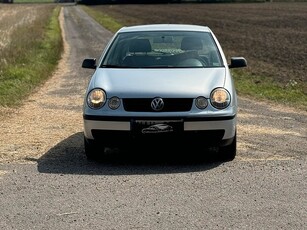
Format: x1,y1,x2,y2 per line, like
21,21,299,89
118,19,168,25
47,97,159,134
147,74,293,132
0,5,306,230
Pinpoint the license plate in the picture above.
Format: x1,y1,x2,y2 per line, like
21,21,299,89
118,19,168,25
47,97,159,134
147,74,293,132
131,119,183,135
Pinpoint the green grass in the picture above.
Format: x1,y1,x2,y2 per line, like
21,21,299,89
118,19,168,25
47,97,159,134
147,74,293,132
81,5,307,111
11,0,73,2
0,6,63,107
14,0,54,2
232,70,307,110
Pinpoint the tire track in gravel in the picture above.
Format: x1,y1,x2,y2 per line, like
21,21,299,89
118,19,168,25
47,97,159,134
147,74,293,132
237,97,307,161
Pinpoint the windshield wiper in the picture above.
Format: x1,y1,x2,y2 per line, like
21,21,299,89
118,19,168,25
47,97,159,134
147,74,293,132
100,64,132,68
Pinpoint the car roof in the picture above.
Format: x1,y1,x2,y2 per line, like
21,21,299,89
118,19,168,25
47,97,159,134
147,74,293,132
117,24,212,33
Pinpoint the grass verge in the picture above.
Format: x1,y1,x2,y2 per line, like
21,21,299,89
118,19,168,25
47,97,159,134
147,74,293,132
232,70,307,110
80,5,122,34
0,6,63,107
81,5,307,111
14,0,55,2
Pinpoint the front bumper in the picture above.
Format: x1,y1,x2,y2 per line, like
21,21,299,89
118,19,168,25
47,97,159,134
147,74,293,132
83,115,236,147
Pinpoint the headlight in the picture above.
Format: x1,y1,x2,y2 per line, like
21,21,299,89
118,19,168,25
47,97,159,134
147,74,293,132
87,88,106,109
195,96,208,109
210,88,231,109
108,96,121,110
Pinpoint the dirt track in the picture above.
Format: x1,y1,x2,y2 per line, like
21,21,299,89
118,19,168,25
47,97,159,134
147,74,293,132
0,5,112,163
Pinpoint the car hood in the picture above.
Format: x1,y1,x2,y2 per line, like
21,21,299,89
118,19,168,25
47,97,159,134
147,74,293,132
91,68,226,98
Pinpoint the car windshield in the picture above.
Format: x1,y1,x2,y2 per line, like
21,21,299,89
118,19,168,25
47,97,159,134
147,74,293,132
101,31,223,68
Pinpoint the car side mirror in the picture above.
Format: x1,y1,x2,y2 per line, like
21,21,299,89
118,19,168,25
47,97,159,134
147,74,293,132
228,57,247,69
82,58,96,69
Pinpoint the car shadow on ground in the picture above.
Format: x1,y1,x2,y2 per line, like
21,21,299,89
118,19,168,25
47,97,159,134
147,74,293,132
37,132,225,175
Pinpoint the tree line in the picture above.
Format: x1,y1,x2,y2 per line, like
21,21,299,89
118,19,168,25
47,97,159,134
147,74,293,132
77,0,268,4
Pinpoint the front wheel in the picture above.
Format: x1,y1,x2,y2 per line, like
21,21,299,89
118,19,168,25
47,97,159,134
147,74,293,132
218,133,237,161
84,137,105,161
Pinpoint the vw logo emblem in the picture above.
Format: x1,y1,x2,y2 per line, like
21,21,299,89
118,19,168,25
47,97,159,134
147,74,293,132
151,97,164,111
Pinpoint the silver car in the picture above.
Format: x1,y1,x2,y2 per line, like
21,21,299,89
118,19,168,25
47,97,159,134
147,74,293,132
82,24,247,160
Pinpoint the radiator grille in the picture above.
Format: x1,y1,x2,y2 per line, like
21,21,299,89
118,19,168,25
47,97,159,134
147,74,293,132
123,98,193,112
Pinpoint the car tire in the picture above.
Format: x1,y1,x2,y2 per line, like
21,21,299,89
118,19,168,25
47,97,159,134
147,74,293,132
84,137,105,161
218,132,237,161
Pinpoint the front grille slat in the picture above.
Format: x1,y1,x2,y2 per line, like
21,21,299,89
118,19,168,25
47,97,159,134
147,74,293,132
123,98,193,112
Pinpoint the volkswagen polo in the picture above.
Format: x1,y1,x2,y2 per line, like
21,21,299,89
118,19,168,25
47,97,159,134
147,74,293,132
82,24,247,160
